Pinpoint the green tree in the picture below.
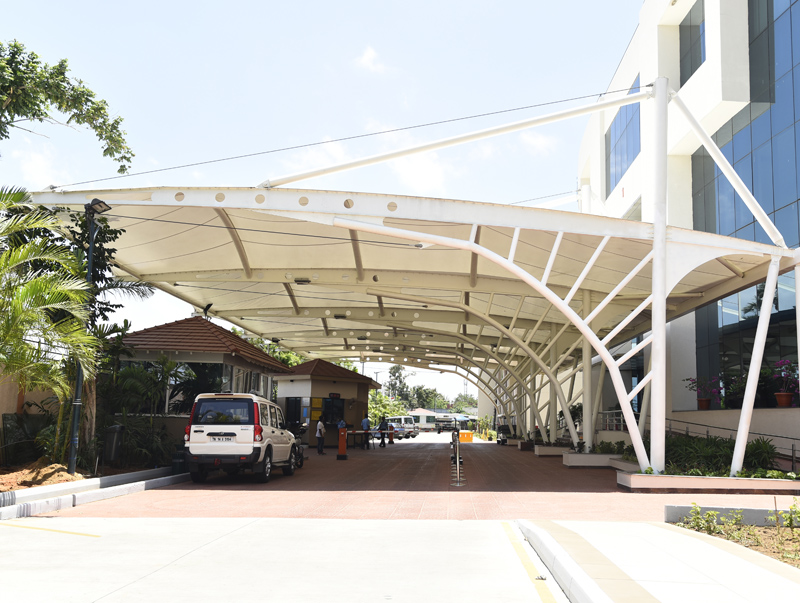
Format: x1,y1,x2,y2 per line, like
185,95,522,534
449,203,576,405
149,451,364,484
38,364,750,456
1,40,133,173
386,364,410,403
0,187,98,400
334,358,358,372
368,389,408,425
452,392,477,412
410,384,445,409
230,327,306,367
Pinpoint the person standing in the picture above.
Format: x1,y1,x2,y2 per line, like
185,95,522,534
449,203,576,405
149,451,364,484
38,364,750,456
378,416,388,448
361,413,371,449
316,415,326,455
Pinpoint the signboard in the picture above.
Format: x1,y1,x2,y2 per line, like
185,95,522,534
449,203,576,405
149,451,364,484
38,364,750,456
329,393,341,398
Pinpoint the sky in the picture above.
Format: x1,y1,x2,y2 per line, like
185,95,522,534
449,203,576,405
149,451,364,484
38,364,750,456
2,1,642,399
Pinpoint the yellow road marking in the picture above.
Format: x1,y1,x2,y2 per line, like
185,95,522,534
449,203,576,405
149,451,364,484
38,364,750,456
0,522,101,538
502,521,557,603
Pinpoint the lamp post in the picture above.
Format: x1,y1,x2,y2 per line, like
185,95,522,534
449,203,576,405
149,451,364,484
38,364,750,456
67,198,112,475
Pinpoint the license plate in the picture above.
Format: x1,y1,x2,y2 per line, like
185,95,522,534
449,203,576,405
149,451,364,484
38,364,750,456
211,437,233,442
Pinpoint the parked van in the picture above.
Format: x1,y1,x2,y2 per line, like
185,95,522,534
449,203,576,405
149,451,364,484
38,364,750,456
387,416,418,438
184,393,298,483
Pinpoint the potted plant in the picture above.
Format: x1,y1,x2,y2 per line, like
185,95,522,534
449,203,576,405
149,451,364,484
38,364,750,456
683,376,720,410
721,373,746,409
771,359,798,408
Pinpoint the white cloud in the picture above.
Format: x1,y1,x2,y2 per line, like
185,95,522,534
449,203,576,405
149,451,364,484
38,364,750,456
356,46,386,73
519,131,558,155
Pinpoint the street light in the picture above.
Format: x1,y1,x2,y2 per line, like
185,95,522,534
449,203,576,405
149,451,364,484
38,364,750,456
67,198,112,475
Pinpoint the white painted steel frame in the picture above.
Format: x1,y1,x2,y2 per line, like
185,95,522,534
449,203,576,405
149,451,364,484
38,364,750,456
333,216,652,469
35,76,800,475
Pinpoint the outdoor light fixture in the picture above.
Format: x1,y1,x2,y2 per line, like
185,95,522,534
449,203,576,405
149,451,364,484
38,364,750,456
67,199,112,475
333,314,347,320
293,277,311,285
86,198,112,215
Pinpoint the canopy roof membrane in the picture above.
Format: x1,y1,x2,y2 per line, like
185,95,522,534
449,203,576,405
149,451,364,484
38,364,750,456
34,186,792,374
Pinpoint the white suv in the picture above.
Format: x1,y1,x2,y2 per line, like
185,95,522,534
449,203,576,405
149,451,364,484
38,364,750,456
184,393,298,483
387,415,419,438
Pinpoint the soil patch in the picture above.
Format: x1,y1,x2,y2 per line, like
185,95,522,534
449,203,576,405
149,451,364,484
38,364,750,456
731,526,800,569
0,458,85,492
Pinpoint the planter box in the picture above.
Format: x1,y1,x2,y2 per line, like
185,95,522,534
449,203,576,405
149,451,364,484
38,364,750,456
518,441,532,451
609,458,640,472
534,445,571,456
562,452,620,467
617,471,800,494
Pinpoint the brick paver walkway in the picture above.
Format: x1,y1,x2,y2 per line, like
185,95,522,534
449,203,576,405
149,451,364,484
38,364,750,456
44,433,799,520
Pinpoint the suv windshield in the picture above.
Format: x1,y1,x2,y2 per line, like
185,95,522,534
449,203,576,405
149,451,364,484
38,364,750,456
193,400,254,425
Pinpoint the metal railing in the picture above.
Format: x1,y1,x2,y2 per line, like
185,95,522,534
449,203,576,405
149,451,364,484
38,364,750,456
597,410,641,433
451,430,465,486
666,417,799,472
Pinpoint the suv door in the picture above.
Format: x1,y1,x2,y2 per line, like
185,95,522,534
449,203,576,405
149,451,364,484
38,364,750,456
267,404,290,461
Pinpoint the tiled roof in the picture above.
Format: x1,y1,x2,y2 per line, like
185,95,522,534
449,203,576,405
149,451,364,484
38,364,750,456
288,359,377,385
123,316,292,373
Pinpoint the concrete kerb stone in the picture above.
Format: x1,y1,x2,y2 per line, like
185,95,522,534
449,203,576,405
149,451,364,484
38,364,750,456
0,467,172,508
0,471,189,520
516,519,613,603
665,504,788,526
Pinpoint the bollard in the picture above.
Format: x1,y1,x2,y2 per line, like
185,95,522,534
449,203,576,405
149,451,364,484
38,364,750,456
337,427,348,460
389,424,394,444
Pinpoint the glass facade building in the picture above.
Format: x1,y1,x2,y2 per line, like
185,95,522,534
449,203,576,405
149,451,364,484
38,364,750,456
692,0,799,405
680,0,706,86
605,76,642,196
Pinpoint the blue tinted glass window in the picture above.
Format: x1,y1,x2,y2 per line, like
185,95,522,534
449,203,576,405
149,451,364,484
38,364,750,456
733,124,752,161
718,178,736,235
753,142,775,212
772,72,795,132
775,12,793,78
751,109,772,147
776,202,800,246
772,125,797,208
680,0,706,86
776,0,791,19
793,3,800,65
734,156,754,229
605,76,641,196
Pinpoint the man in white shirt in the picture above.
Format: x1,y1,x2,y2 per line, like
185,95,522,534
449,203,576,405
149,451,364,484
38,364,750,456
316,415,326,455
361,414,371,450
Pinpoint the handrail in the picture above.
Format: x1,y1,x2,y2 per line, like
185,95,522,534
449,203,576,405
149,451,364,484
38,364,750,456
451,430,465,486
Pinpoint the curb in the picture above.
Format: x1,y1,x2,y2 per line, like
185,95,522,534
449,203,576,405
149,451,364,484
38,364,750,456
0,472,189,520
1,467,172,508
665,504,785,526
516,519,613,603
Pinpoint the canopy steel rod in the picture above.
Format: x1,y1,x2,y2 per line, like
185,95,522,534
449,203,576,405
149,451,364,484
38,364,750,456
541,232,564,287
565,236,610,304
670,93,786,248
338,218,634,458
260,90,652,188
730,256,782,475
586,251,653,325
615,335,653,368
601,295,653,345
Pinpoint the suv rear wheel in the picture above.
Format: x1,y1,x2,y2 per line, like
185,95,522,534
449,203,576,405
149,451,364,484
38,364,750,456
190,469,208,483
256,450,272,483
282,446,297,476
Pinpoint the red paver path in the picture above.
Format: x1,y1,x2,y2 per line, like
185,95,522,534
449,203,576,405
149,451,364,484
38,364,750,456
42,434,800,520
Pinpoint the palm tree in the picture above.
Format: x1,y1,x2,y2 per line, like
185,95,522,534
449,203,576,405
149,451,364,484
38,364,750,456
0,186,99,401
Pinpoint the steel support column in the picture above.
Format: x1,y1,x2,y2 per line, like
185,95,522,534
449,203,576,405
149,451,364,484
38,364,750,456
649,76,669,473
